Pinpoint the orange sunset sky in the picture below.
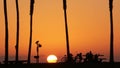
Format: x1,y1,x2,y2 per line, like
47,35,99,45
0,0,120,63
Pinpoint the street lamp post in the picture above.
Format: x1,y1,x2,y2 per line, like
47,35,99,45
34,41,42,63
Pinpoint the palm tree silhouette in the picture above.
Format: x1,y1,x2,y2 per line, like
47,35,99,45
28,0,35,64
15,0,20,64
3,0,9,64
63,0,71,63
109,0,114,63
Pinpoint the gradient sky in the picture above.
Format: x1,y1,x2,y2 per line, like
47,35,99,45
0,0,120,63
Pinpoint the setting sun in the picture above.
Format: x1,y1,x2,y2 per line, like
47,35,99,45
47,55,58,63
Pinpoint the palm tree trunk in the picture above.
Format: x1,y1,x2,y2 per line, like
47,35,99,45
15,0,19,64
28,0,34,64
28,12,33,64
109,0,114,63
63,0,71,63
3,0,9,64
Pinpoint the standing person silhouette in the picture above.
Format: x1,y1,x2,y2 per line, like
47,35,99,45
84,51,93,63
88,51,93,62
78,53,83,63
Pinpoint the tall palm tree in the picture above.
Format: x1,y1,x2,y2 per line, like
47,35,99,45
109,0,114,63
15,0,19,64
28,0,35,64
63,0,71,62
3,0,9,64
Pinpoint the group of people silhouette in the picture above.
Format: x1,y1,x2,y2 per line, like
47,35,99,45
61,51,106,63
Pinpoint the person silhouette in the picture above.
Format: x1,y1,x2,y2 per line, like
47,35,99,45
93,54,99,63
84,51,93,63
61,55,67,62
88,51,93,62
69,53,74,63
78,53,83,63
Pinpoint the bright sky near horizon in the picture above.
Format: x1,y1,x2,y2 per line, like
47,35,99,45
0,0,120,63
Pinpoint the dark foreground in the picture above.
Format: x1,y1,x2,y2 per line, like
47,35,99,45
0,62,120,68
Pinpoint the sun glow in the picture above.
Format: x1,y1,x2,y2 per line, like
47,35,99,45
47,55,58,63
